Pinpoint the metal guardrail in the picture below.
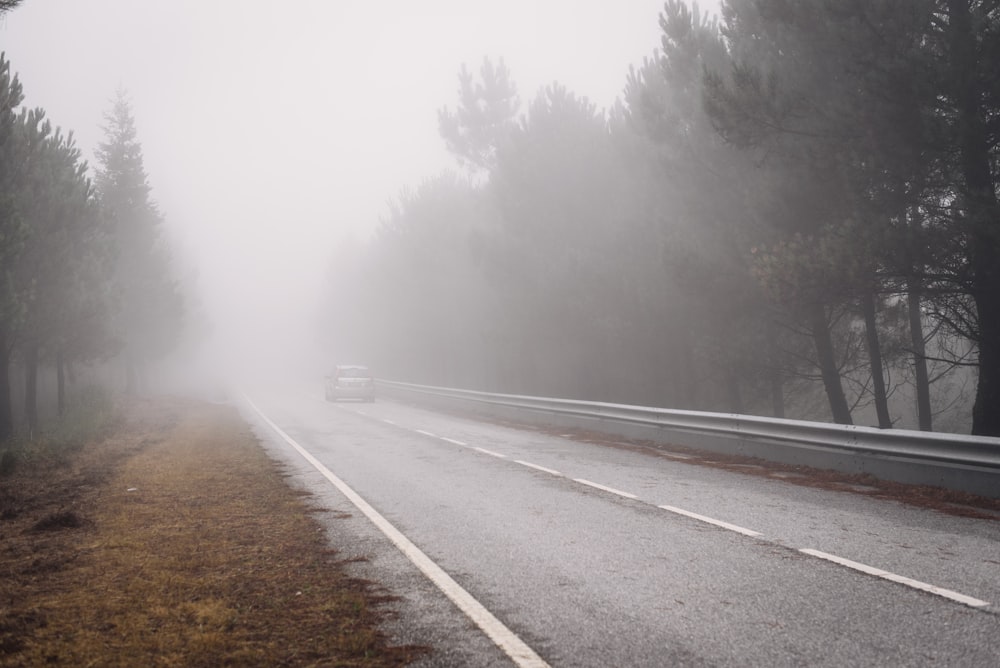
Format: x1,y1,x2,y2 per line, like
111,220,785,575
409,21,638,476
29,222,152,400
378,379,1000,499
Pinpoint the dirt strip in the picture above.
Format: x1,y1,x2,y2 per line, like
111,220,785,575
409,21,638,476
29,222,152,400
0,396,426,667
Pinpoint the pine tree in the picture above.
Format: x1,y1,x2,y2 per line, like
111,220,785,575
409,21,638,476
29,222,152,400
702,0,1000,433
0,53,25,440
438,57,520,174
15,125,114,429
620,0,783,416
95,91,182,393
700,0,947,426
935,0,1000,435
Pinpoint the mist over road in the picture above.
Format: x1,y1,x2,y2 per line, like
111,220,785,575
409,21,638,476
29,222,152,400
240,384,1000,667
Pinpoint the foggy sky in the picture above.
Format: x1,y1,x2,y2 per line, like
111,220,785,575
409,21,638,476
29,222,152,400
1,0,720,370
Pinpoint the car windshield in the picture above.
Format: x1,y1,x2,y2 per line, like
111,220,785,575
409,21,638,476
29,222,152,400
337,367,370,378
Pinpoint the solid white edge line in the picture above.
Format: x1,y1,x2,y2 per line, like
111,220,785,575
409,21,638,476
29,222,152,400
573,478,638,500
799,548,989,609
415,429,436,437
515,461,563,477
474,447,507,459
657,505,763,537
442,437,467,446
240,393,550,668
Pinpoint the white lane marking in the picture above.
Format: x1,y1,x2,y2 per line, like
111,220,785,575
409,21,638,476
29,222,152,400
515,461,563,477
311,395,990,611
799,548,989,609
657,505,763,538
415,429,436,437
382,419,396,425
241,393,550,668
573,478,638,500
475,447,507,459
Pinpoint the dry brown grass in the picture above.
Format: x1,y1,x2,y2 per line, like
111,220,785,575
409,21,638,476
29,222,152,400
0,396,426,667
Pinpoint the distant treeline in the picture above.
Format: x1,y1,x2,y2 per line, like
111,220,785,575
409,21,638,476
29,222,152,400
325,0,1000,436
0,51,183,441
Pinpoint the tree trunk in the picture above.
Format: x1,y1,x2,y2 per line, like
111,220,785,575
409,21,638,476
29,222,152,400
770,368,785,419
724,361,743,414
907,280,933,431
766,320,785,418
0,332,12,442
970,227,1000,435
24,341,38,436
809,304,853,424
861,292,892,428
948,0,1000,436
904,202,933,431
56,349,65,417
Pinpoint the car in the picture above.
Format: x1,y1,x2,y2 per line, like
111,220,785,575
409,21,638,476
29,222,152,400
325,364,376,402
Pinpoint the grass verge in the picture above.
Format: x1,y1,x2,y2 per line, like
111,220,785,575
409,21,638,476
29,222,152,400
0,395,426,666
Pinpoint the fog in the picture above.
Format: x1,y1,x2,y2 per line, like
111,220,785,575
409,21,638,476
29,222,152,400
3,1,996,435
1,0,678,380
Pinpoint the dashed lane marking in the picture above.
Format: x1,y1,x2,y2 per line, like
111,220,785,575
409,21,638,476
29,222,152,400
573,478,638,500
320,397,992,611
515,460,563,477
658,504,763,538
474,447,507,459
799,548,989,609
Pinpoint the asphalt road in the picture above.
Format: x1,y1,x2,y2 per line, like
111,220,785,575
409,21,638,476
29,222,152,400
238,383,1000,667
